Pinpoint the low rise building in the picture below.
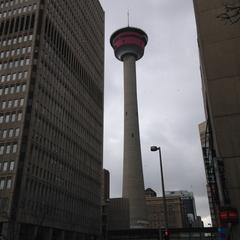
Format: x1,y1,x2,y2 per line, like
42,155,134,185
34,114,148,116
108,198,130,230
145,188,184,228
166,190,197,227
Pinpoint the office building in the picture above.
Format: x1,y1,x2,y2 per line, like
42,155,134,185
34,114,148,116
0,0,104,239
145,188,157,198
110,27,148,228
108,198,130,231
194,1,240,237
145,189,184,229
166,191,197,227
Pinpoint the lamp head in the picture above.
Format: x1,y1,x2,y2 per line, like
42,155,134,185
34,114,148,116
150,146,159,152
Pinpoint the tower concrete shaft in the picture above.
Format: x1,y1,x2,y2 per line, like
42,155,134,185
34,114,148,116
123,55,147,228
110,27,148,228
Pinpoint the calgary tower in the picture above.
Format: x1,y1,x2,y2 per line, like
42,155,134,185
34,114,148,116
110,27,148,228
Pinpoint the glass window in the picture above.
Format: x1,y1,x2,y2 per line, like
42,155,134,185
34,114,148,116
1,75,6,82
2,130,7,138
0,179,5,190
18,72,23,79
20,98,24,106
9,61,13,68
6,179,12,189
7,75,11,81
14,60,19,68
18,36,22,43
22,84,26,92
2,101,6,109
15,128,20,137
0,145,4,155
0,115,3,123
14,100,18,107
10,86,14,94
12,144,17,153
4,87,9,95
8,100,13,108
6,145,11,154
24,71,28,78
5,114,10,123
0,88,2,95
12,73,17,80
10,161,15,171
11,113,16,122
9,129,14,137
3,162,8,171
17,112,22,121
16,85,20,93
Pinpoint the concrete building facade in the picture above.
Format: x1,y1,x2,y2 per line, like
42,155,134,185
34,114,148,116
166,191,197,227
0,0,104,239
199,121,219,226
193,0,240,238
108,198,130,231
145,191,184,229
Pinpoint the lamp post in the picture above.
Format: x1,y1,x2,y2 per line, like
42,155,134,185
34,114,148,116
150,146,169,232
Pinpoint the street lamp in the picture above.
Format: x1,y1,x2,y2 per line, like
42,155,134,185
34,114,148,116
150,146,169,232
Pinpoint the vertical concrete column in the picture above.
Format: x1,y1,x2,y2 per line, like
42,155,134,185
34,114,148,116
122,55,147,228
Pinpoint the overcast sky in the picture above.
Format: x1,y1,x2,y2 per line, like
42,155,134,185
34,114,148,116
99,0,211,225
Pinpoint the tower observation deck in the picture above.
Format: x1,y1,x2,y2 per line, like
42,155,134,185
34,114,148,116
110,27,148,228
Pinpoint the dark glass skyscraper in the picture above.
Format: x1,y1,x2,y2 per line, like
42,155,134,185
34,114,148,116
0,0,104,239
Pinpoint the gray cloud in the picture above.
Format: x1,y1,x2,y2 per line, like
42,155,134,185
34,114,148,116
100,0,210,225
